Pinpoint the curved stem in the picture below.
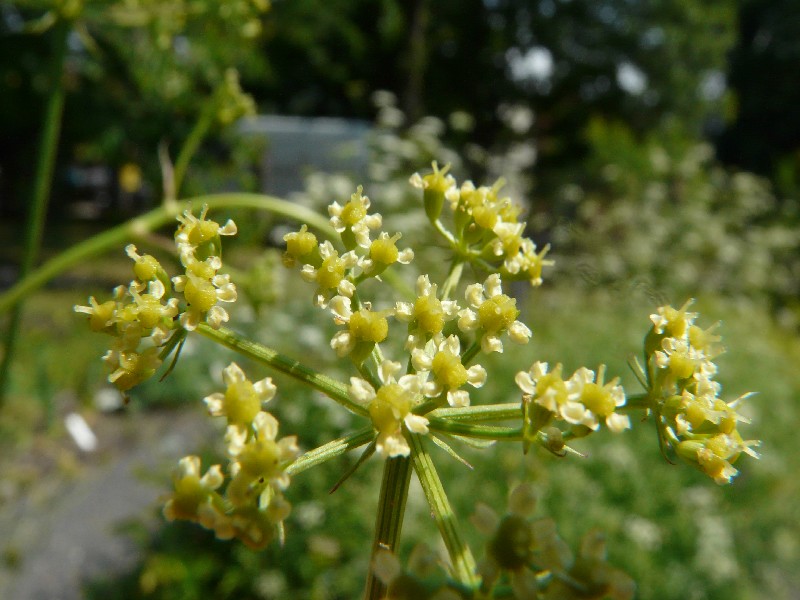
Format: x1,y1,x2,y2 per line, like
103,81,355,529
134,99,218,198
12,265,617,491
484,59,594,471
432,218,457,247
172,103,216,198
0,19,69,404
0,193,336,314
195,323,366,417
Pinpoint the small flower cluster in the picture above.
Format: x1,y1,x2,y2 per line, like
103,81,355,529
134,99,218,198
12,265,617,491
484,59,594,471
410,162,554,286
351,273,531,455
516,362,630,454
644,301,759,484
341,270,531,455
472,484,634,600
283,187,413,308
172,205,238,330
282,182,537,458
74,247,177,392
163,362,299,549
75,206,237,393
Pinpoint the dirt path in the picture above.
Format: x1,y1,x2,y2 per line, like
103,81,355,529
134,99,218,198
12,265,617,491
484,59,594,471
0,407,215,600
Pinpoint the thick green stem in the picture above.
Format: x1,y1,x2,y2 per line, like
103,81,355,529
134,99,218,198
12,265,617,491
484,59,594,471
425,402,521,422
364,456,413,600
0,19,69,404
0,193,336,314
195,323,365,417
409,433,479,589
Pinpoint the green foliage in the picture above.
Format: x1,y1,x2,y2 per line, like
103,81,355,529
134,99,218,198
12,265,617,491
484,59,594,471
0,1,267,215
543,118,800,313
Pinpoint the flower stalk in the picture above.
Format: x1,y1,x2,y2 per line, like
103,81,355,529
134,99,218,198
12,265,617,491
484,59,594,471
196,323,364,417
0,18,69,405
409,433,479,588
0,193,335,315
286,426,375,477
364,456,413,600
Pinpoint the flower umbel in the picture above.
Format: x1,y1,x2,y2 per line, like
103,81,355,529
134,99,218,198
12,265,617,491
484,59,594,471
204,362,277,429
640,302,760,484
75,206,237,394
166,364,299,550
76,161,764,597
472,483,633,599
410,162,554,287
516,362,630,454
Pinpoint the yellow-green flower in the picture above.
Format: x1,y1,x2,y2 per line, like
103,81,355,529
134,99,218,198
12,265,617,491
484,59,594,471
328,186,382,249
299,241,359,306
329,295,392,361
204,362,277,428
409,161,456,222
458,274,531,353
395,275,460,347
364,231,414,275
349,360,429,457
282,224,319,268
172,254,237,330
568,366,630,433
175,205,237,252
163,456,224,522
412,335,486,407
225,411,300,506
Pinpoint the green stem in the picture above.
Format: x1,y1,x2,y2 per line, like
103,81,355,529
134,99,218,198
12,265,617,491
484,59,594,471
441,259,464,301
172,101,216,198
409,433,478,588
460,341,480,367
195,323,365,417
432,218,457,247
364,456,413,600
622,392,652,410
428,418,522,440
426,402,521,422
0,193,336,314
0,19,69,404
286,426,374,476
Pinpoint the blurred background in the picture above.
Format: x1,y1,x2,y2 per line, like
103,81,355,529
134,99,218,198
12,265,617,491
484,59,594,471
0,1,798,599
